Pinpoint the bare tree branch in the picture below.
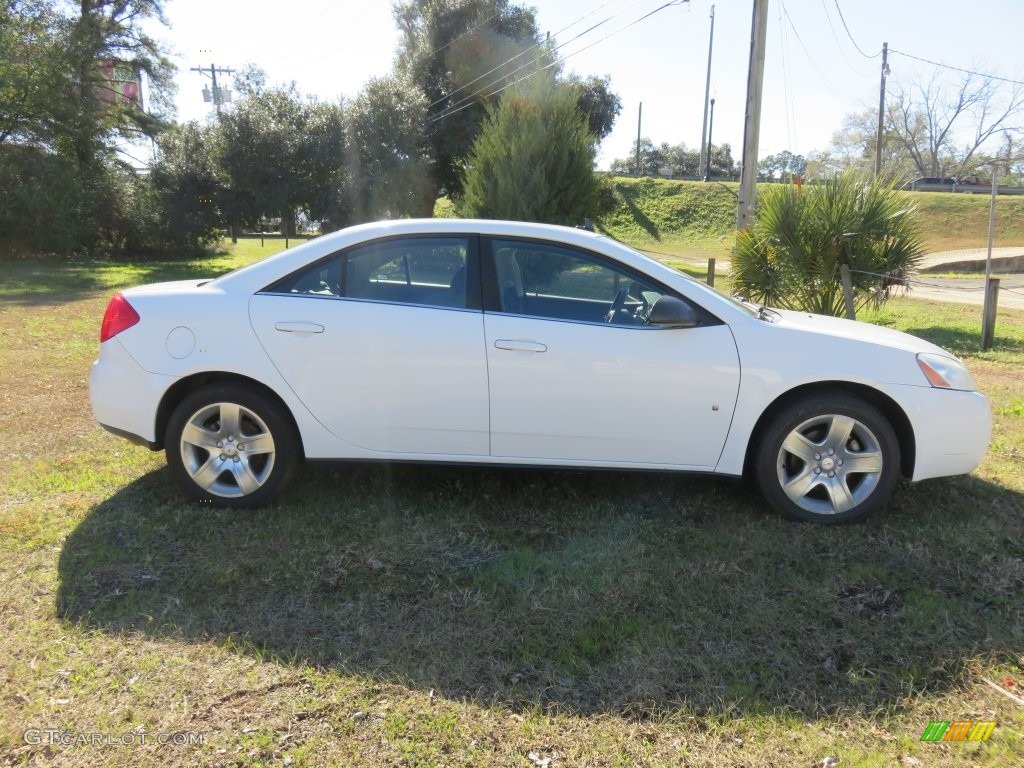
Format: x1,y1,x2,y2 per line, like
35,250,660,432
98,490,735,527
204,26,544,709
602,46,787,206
885,71,1023,177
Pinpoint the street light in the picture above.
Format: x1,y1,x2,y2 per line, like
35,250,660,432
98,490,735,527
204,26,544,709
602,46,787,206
875,42,890,178
704,97,716,182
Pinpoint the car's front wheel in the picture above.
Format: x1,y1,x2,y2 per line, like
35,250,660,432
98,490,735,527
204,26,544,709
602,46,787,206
755,393,900,524
165,384,300,508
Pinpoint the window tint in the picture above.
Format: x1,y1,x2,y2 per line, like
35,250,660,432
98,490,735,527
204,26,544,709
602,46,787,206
346,238,467,308
266,237,470,309
271,258,342,296
491,240,666,326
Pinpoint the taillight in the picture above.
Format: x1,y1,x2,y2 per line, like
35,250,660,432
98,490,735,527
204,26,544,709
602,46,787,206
100,292,141,342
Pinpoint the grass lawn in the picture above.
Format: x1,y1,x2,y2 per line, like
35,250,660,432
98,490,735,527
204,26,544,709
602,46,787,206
0,240,1021,767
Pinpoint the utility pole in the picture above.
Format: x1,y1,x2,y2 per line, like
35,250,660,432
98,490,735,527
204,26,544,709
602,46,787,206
698,5,716,180
191,63,236,116
635,102,643,176
736,0,769,231
704,97,716,182
874,42,889,178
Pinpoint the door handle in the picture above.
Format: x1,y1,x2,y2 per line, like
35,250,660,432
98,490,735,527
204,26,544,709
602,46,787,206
494,339,547,353
275,321,324,334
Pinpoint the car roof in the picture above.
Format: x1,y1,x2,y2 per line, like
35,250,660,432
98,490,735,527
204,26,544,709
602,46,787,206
212,218,755,323
215,219,611,288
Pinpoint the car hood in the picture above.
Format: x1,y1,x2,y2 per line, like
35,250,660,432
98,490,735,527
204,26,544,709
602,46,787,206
769,308,953,358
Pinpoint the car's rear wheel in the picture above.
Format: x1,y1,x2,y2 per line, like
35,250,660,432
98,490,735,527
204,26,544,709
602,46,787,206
755,393,900,524
165,384,299,508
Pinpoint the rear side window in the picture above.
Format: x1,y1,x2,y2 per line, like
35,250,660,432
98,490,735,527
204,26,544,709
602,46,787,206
346,239,467,307
265,236,472,309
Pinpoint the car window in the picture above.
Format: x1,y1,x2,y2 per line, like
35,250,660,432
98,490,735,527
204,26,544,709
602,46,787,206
271,257,342,296
265,237,470,309
490,239,666,326
346,238,468,308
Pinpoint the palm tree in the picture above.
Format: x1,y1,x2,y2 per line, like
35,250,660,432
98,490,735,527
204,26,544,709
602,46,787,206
732,172,923,317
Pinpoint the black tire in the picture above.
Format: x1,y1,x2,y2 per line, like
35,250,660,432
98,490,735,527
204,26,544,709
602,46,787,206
165,383,300,508
754,393,900,524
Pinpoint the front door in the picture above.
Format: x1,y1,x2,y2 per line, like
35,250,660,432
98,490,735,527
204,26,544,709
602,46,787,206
483,238,740,468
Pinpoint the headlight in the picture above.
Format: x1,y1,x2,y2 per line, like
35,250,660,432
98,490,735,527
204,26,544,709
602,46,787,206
916,352,977,391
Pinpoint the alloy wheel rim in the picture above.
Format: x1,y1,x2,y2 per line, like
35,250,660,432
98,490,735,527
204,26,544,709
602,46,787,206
775,413,884,515
179,402,276,498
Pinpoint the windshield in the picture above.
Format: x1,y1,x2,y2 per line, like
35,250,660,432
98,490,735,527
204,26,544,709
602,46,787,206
718,292,759,316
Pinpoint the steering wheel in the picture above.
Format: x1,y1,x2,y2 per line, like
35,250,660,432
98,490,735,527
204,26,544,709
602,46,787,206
638,290,653,320
605,286,630,323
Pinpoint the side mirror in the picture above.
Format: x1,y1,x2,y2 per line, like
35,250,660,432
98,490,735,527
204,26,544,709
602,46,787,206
647,295,699,328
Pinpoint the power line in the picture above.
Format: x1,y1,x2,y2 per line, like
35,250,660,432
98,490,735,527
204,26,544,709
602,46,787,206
272,7,380,66
778,1,854,104
425,0,633,115
114,147,151,169
820,0,874,76
260,0,347,59
559,0,690,62
831,0,880,59
426,10,501,59
282,17,393,73
778,4,796,151
848,269,1024,298
888,49,1024,87
429,0,688,125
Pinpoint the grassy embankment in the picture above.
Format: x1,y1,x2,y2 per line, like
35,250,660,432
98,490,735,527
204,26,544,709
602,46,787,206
0,196,1022,766
593,177,1024,279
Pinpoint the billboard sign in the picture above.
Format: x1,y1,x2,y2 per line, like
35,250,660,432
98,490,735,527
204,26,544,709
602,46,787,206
98,61,142,109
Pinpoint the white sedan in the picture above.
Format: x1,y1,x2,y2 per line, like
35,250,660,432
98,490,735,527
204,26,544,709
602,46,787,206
89,219,991,523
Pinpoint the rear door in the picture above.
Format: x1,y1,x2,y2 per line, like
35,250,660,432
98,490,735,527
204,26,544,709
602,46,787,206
249,235,490,456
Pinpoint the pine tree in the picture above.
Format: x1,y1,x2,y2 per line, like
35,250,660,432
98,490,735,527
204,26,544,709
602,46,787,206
460,75,599,226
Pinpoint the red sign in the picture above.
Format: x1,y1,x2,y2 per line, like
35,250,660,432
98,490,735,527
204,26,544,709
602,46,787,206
98,61,143,109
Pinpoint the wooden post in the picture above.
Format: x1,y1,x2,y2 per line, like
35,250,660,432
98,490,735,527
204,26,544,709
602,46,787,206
982,166,998,348
981,278,1000,350
840,264,856,320
707,257,716,287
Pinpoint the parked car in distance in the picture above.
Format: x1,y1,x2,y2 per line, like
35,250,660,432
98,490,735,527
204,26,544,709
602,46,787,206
90,219,991,524
903,176,959,190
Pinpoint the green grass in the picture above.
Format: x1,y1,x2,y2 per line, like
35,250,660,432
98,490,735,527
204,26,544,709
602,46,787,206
598,177,739,261
590,178,1024,259
904,192,1024,252
0,241,1022,766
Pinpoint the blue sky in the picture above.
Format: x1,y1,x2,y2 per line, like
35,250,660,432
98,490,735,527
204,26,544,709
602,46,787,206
154,0,1024,169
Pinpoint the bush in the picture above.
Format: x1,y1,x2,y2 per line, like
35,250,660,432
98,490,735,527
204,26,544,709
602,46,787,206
0,146,87,257
459,75,599,225
732,172,924,316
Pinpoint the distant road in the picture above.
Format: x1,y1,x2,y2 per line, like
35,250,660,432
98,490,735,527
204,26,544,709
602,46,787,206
918,247,1024,273
905,275,1024,310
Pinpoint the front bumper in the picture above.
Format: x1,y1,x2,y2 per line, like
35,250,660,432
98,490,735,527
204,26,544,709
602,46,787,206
888,384,992,482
